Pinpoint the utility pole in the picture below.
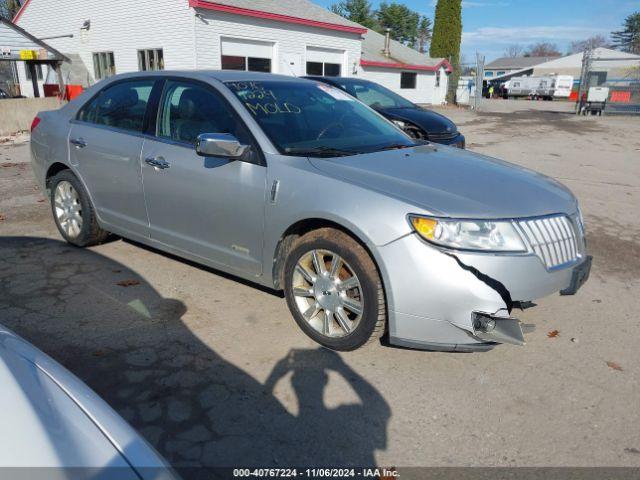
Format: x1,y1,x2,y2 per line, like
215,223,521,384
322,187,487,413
474,52,485,111
576,47,592,114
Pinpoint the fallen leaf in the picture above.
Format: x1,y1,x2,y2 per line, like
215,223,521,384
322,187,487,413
117,279,140,287
547,329,560,338
37,199,46,203
0,162,19,168
93,350,107,357
112,269,122,273
0,214,5,221
606,361,623,372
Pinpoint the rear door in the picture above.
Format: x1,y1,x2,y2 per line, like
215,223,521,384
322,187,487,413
69,78,156,239
140,78,267,275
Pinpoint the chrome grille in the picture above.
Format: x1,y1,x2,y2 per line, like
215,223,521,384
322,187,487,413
428,131,458,141
515,215,582,269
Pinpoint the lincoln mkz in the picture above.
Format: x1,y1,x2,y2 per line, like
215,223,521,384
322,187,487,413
30,71,591,351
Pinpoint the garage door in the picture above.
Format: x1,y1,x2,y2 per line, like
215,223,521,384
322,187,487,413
306,46,345,77
221,37,273,72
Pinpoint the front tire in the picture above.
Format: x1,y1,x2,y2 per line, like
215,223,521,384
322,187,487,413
50,170,108,247
283,228,386,351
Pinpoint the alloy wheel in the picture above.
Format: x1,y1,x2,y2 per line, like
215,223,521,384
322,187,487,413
54,181,83,239
291,249,364,338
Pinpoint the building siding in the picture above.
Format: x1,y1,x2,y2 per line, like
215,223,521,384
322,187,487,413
193,10,361,76
13,0,445,103
358,66,448,105
15,0,195,95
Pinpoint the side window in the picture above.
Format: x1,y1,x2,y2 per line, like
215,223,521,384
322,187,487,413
157,80,251,146
78,80,154,133
353,85,395,109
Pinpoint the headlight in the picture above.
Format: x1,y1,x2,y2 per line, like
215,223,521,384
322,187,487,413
409,215,527,252
392,120,406,129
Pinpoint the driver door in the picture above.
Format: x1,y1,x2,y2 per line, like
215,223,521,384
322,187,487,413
141,79,267,275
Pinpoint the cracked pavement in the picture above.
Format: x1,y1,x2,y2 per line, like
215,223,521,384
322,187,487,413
0,102,639,469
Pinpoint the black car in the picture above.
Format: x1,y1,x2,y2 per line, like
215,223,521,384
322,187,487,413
304,76,465,148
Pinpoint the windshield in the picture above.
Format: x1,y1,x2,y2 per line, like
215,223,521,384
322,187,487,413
334,81,415,110
225,80,414,157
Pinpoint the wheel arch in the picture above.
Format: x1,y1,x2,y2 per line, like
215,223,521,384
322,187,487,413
45,162,72,189
271,217,387,297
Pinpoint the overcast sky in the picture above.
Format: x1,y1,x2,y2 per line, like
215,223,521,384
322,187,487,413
313,0,637,62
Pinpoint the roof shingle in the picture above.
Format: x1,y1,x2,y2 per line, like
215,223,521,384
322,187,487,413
361,29,448,70
485,56,559,70
194,0,365,29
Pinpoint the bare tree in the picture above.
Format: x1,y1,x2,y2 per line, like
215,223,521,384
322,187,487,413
568,35,610,54
524,42,562,57
504,44,524,57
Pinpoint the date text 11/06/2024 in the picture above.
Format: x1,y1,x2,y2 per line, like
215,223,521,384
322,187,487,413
232,468,400,478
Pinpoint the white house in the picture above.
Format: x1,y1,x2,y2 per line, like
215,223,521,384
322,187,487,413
359,29,450,105
12,0,450,104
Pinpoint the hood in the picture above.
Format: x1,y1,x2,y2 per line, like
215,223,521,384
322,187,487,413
382,107,457,134
0,329,135,470
308,145,577,219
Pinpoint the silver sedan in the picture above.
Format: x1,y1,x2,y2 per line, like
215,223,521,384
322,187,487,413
30,71,591,351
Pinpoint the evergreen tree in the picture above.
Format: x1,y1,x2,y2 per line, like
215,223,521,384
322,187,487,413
430,0,462,102
611,11,640,54
330,0,378,30
376,2,420,46
416,16,432,53
330,1,432,53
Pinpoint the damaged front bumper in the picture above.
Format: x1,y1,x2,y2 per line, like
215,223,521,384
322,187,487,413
376,233,590,351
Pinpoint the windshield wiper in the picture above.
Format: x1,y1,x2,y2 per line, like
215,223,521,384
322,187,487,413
370,143,415,152
284,146,359,158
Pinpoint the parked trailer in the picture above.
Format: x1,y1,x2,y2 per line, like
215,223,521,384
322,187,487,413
507,76,556,100
553,75,574,98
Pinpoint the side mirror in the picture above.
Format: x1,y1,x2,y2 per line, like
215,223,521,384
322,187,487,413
195,133,249,159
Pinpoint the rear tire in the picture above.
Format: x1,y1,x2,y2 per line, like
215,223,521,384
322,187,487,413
50,170,108,247
283,228,386,351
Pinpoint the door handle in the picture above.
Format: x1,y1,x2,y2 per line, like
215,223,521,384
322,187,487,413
144,156,171,169
70,138,87,148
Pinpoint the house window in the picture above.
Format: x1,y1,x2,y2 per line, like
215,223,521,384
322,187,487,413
435,70,441,87
400,72,417,89
497,71,506,76
138,49,164,71
25,63,44,81
93,51,116,80
485,71,494,77
306,61,341,77
221,55,271,72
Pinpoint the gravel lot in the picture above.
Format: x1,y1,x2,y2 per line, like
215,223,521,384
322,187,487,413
1,102,639,470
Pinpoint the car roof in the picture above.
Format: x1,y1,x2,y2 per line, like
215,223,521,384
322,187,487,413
109,70,311,83
304,76,373,86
